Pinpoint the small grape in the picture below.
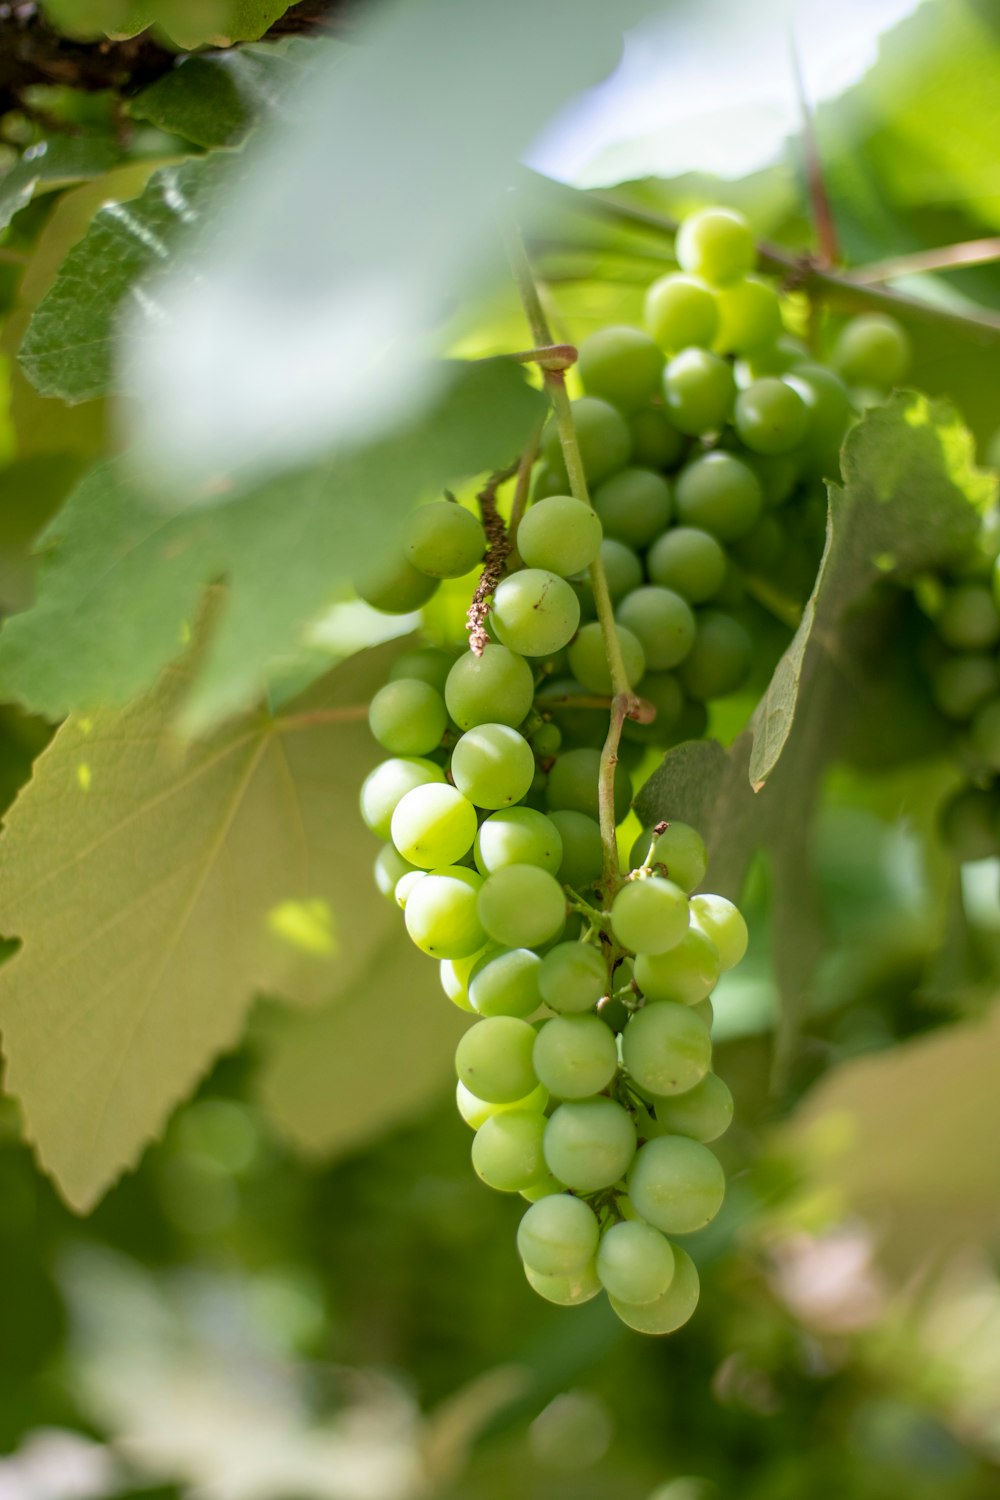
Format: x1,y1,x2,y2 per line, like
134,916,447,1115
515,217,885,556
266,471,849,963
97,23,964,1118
937,584,1000,651
689,893,748,970
538,942,607,1013
477,864,567,949
493,569,581,657
354,551,440,613
471,1109,547,1192
734,377,809,455
404,500,486,578
674,452,763,542
543,1098,637,1192
450,723,536,809
677,611,753,700
533,1014,619,1099
714,275,781,354
390,783,477,869
622,672,684,747
547,748,632,824
455,1079,548,1130
541,397,632,486
676,207,754,286
530,722,562,760
645,273,720,353
622,1000,712,1096
455,1015,538,1102
630,821,708,893
577,325,665,410
609,1244,700,1334
518,496,603,577
630,408,685,469
617,586,696,671
568,621,646,694
611,877,689,955
939,784,1000,861
651,1072,733,1143
404,866,485,958
592,468,673,549
374,844,418,901
359,757,445,839
599,538,645,604
549,809,605,889
647,526,727,603
663,349,735,436
929,653,998,721
445,644,535,730
832,313,911,388
517,1192,600,1275
525,1259,602,1306
440,951,487,1012
388,645,458,694
783,363,852,474
597,1219,675,1304
634,928,721,1006
474,807,563,875
468,947,543,1018
627,1135,725,1234
394,870,425,908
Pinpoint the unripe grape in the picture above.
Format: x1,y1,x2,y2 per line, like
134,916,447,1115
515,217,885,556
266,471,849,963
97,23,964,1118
525,1259,602,1306
394,870,425,908
937,584,1000,651
734,377,809,455
611,877,689,955
474,807,563,875
404,500,486,578
597,1219,675,1304
455,1015,538,1102
577,325,665,410
622,1000,712,1096
650,1071,733,1143
468,947,543,1018
634,928,721,1005
568,621,646,694
929,652,998,721
493,569,581,656
677,611,753,701
440,950,487,1012
630,407,685,470
689,893,748,970
609,1244,700,1334
541,397,632,485
598,538,644,604
674,451,763,542
388,645,458,694
517,1192,600,1275
630,821,708,893
359,757,445,839
472,1109,547,1192
477,864,566,949
404,866,485,958
374,843,418,900
592,467,673,549
627,1135,725,1234
538,941,607,1013
939,784,1000,861
783,363,852,474
368,678,447,756
451,723,536,809
622,672,684,747
354,550,440,613
543,1098,637,1192
533,1014,619,1099
390,782,477,868
832,313,911,388
645,273,719,353
714,275,781,354
617,586,696,671
676,206,754,286
445,644,535,730
549,809,604,889
663,348,735,435
518,495,603,577
647,526,727,603
456,1079,548,1130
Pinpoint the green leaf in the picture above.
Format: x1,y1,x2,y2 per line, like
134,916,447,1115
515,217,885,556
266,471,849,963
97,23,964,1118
129,45,315,150
0,639,406,1211
0,456,86,614
0,357,543,732
256,943,467,1160
44,0,293,45
0,136,123,233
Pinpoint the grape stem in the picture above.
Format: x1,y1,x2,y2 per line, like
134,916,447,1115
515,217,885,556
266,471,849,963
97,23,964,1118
507,343,578,371
499,204,639,896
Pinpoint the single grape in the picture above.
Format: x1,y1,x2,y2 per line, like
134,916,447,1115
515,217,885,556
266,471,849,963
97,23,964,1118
630,822,708,893
689,893,748,970
937,584,1000,651
517,1192,600,1275
622,1000,712,1095
456,1078,548,1130
518,495,603,577
627,1135,725,1234
611,877,689,955
468,946,543,1018
970,696,1000,770
577,325,665,410
474,807,563,875
394,869,425,908
599,538,645,605
450,723,536,809
630,408,685,470
549,809,605,889
568,621,646,694
359,756,445,839
530,722,562,760
714,275,781,354
634,928,721,1005
663,348,735,435
387,646,458,694
477,864,567,949
541,397,632,485
832,313,911,388
390,783,476,870
455,1015,538,1103
533,1014,619,1099
676,206,754,286
404,500,486,578
617,586,696,671
674,451,763,541
622,671,685,747
404,866,485,958
472,1109,547,1192
543,1098,637,1192
734,377,809,455
440,950,488,1012
525,1258,602,1306
591,467,673,549
547,747,632,824
939,784,1000,861
492,570,581,657
445,644,535,730
609,1244,700,1334
677,611,753,701
538,942,607,1013
354,550,440,613
647,526,727,604
651,1071,733,1143
645,273,720,353
783,363,851,474
597,1219,675,1304
374,844,418,901
929,652,998,721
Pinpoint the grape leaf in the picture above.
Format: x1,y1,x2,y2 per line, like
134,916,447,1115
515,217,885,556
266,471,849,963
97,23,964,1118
0,358,543,734
0,639,406,1211
129,44,317,150
0,136,122,233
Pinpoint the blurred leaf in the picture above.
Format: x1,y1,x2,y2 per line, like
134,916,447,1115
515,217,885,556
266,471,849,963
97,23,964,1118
0,455,85,613
43,0,292,46
0,641,405,1211
0,358,543,733
129,46,312,149
0,136,123,232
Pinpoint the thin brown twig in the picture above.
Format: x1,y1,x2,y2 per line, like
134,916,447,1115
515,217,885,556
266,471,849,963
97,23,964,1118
789,30,839,268
507,343,578,371
466,458,520,656
849,237,1000,284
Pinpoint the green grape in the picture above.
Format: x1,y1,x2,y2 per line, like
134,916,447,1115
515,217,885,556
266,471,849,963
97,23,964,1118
617,586,696,671
547,747,632,824
609,1244,700,1334
455,1015,538,1102
404,866,485,958
474,807,563,875
390,782,478,868
532,463,566,500
394,869,426,908
937,584,1000,650
374,844,418,900
525,1258,602,1306
450,723,536,809
674,451,763,541
517,1192,600,1274
622,1000,712,1095
532,1014,619,1099
568,621,646,694
970,696,1000,770
530,722,562,760
627,1135,725,1234
676,206,754,286
736,334,810,386
630,822,708,893
644,273,720,353
471,1109,547,1192
540,681,607,751
538,941,607,1013
647,526,727,603
730,514,785,572
388,646,458,693
577,325,665,410
689,893,748,970
541,397,632,486
662,349,735,436
440,951,487,1012
468,946,543,1018
714,275,781,354
630,408,685,470
456,1078,548,1130
634,928,721,1005
445,644,535,730
517,495,603,577
543,1098,637,1192
733,377,809,455
677,611,753,700
493,569,581,656
549,809,605,889
404,500,486,578
354,550,440,613
747,451,800,508
597,1219,675,1304
599,538,645,603
477,864,567,949
359,756,445,839
930,652,998,721
591,467,674,549
692,996,714,1030
651,1072,733,1143
939,784,1000,861
622,671,684,747
519,1173,565,1202
832,313,911,388
783,363,851,474
611,877,689,955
